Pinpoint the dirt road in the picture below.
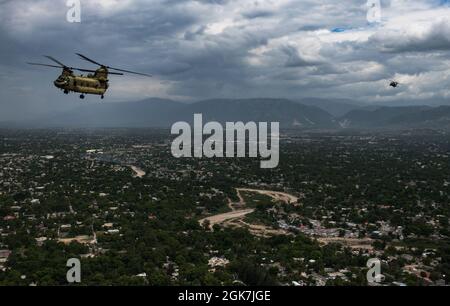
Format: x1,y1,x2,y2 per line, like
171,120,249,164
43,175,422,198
199,208,255,228
236,188,299,204
199,188,298,230
130,165,146,178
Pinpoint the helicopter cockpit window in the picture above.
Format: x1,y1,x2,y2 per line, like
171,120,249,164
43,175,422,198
56,76,69,84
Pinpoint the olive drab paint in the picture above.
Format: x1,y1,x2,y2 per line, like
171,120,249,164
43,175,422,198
54,67,110,96
27,54,152,99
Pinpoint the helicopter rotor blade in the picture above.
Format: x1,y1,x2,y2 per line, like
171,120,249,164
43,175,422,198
108,67,152,77
27,62,63,69
44,55,102,73
44,55,66,67
28,62,100,74
76,53,151,77
72,68,98,73
76,53,104,66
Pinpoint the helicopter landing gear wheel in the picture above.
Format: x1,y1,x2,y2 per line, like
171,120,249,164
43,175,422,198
80,94,85,99
101,95,104,99
64,90,69,94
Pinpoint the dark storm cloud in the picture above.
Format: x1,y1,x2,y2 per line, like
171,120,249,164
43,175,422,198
369,19,450,53
1,0,450,121
242,10,274,19
192,0,230,4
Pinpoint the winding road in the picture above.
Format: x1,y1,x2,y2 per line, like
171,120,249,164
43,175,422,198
199,188,298,229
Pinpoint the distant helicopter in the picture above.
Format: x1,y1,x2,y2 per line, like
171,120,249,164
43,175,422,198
389,80,400,88
28,54,152,99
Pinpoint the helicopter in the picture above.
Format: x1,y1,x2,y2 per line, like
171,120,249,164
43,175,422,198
389,80,400,88
27,54,152,99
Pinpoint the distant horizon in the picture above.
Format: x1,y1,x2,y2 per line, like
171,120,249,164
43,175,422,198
1,97,450,131
2,95,450,121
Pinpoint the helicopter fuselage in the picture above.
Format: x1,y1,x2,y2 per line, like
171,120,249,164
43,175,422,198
54,69,108,96
28,54,151,99
389,81,399,88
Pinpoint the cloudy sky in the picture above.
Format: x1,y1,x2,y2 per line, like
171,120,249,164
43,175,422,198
1,0,450,120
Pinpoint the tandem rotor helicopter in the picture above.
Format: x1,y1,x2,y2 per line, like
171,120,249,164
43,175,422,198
28,54,152,99
389,80,400,88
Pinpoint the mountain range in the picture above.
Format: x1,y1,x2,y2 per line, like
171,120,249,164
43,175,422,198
25,98,339,129
4,97,450,130
339,105,450,129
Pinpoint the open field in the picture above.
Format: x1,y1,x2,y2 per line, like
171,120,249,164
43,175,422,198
199,188,299,233
237,188,299,204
